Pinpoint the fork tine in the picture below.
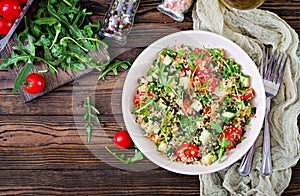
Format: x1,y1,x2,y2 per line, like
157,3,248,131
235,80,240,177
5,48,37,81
272,52,282,83
260,46,271,77
277,54,288,84
270,50,281,82
271,51,287,84
259,49,265,76
265,49,275,80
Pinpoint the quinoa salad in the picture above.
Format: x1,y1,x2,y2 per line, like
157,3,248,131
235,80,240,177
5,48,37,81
133,45,256,165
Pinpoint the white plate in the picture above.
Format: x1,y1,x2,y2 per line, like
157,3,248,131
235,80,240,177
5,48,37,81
122,30,266,175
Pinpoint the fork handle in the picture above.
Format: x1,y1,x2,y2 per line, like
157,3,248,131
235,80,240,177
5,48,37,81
238,141,256,176
261,96,272,176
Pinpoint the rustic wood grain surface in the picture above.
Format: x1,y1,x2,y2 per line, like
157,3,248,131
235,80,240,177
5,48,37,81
0,0,299,195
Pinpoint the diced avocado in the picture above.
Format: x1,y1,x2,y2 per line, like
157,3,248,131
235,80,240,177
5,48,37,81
240,75,250,88
200,129,212,145
222,111,236,119
158,141,168,152
201,153,217,165
162,55,173,65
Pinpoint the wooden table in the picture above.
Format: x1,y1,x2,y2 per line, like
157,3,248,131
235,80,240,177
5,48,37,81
0,0,299,195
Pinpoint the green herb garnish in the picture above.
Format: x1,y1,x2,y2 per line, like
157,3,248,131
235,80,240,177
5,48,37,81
210,121,223,133
83,96,100,143
105,145,143,164
218,135,228,163
98,60,133,80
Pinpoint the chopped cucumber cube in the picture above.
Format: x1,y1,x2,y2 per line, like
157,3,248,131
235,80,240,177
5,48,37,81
202,153,217,165
240,75,250,87
158,141,168,152
200,129,212,145
222,111,236,119
162,55,173,65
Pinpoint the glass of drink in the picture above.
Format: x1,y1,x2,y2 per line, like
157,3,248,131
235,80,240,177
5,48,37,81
220,0,265,10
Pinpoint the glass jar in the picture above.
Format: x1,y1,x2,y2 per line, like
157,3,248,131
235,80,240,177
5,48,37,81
100,0,141,44
220,0,265,10
157,0,194,22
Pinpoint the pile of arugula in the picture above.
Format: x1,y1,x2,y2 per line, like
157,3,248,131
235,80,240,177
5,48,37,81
0,0,131,92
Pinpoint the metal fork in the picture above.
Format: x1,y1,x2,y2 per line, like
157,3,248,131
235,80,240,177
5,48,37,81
238,47,288,176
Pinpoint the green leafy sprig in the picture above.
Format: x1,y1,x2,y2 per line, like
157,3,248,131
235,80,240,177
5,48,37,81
98,60,133,80
83,96,100,143
206,48,241,78
105,145,143,164
218,135,228,163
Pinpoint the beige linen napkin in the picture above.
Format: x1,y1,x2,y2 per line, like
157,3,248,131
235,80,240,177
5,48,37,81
193,0,300,195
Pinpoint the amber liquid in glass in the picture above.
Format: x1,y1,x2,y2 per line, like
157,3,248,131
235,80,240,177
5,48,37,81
221,0,265,10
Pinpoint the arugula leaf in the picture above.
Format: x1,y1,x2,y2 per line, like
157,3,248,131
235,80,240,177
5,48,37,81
83,96,100,142
217,135,228,163
0,53,29,69
34,17,58,25
12,56,34,93
98,60,133,80
210,121,223,133
50,23,62,49
105,145,143,164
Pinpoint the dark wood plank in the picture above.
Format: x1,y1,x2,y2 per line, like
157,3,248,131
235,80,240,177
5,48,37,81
0,169,200,195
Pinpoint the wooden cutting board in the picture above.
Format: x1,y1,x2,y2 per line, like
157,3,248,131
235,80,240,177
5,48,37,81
0,2,107,103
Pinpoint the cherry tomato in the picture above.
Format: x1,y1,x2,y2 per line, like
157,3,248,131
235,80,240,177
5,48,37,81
203,106,210,114
219,126,243,150
0,0,22,21
134,92,155,108
192,49,211,61
233,88,255,101
23,73,45,94
182,50,211,75
0,18,13,35
240,88,255,100
176,143,199,163
113,130,132,149
193,70,217,93
18,0,28,4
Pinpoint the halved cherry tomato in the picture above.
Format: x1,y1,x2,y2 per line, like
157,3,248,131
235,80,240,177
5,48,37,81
23,73,45,94
176,143,199,163
219,126,243,150
193,70,217,93
0,18,13,35
233,88,255,101
240,88,255,100
203,106,210,114
0,0,22,21
134,92,155,108
113,130,132,149
192,49,211,61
